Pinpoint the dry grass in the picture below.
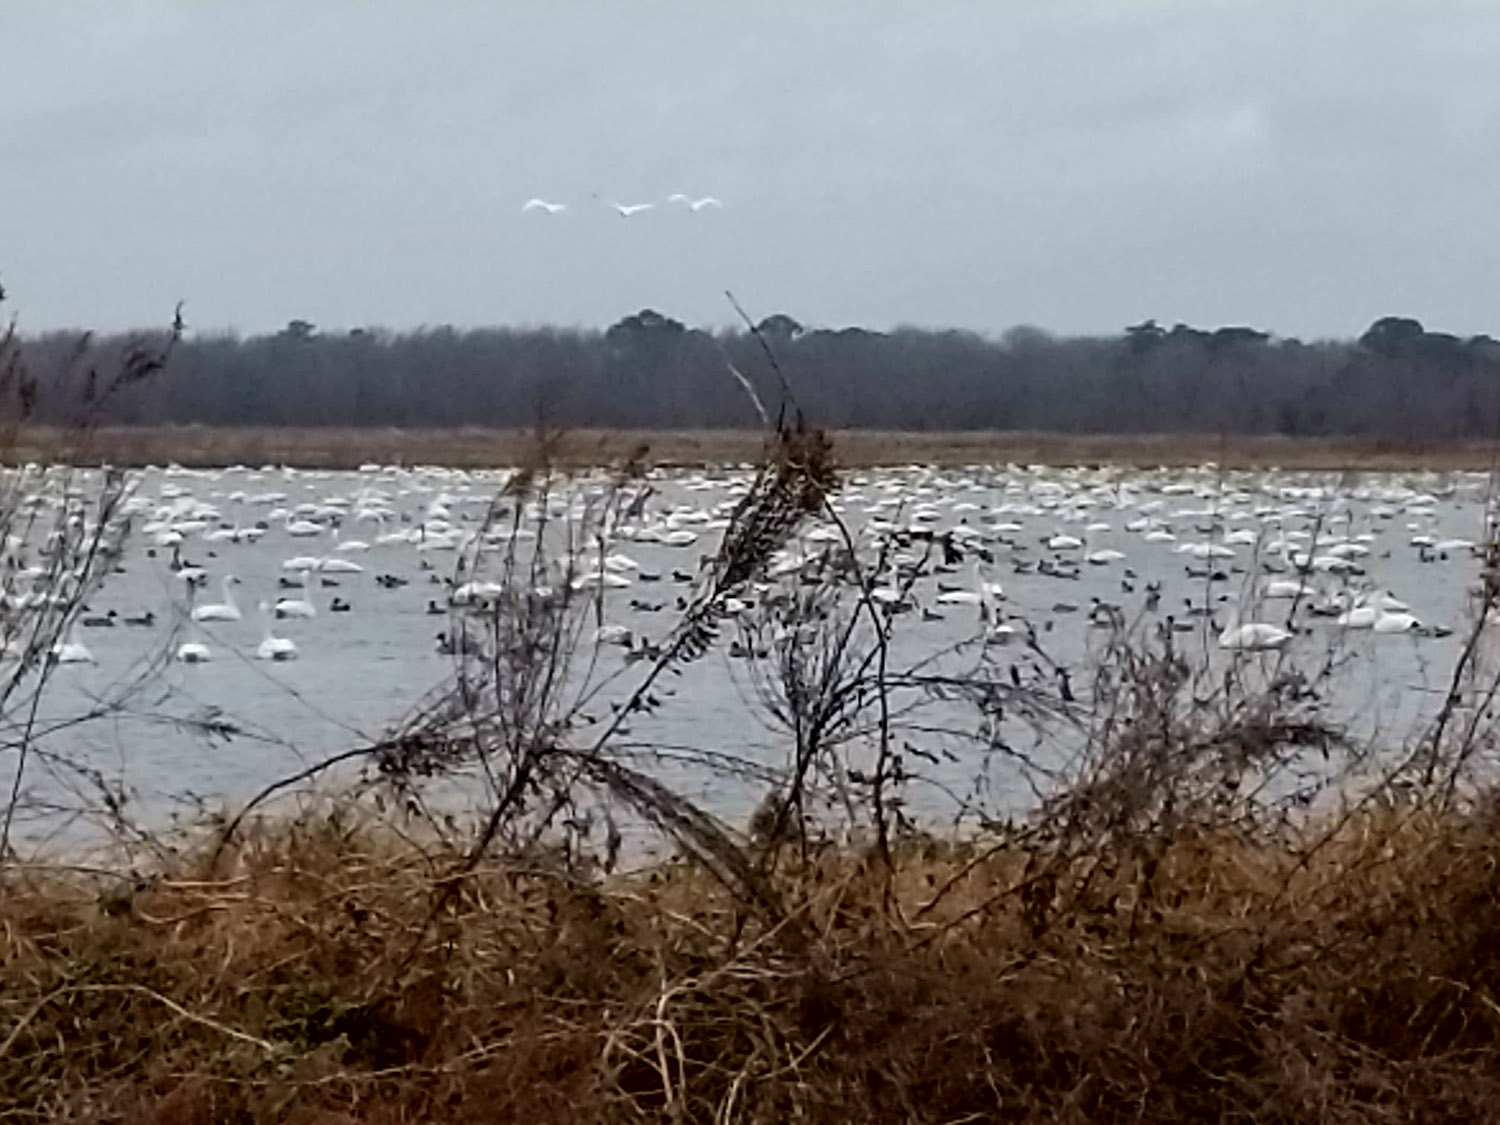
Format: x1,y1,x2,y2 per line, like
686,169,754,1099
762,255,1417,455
4,803,1500,1123
7,425,1500,471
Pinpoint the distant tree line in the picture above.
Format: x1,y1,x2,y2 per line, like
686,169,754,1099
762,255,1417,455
19,311,1500,437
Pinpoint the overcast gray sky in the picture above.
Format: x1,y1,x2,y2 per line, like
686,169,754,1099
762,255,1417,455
2,1,1497,339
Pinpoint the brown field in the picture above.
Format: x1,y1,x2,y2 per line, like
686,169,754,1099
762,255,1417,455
7,425,1499,471
5,807,1500,1122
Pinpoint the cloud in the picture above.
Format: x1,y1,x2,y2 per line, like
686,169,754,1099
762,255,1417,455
2,0,1499,339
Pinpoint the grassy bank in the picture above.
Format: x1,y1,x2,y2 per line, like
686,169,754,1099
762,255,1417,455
9,425,1500,470
5,806,1500,1123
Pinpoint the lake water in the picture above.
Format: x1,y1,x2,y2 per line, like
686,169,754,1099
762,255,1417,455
4,461,1497,850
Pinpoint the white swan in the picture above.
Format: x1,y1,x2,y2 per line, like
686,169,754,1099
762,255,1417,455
450,580,505,607
935,588,982,605
175,640,212,663
273,589,316,619
1177,542,1236,560
1261,578,1316,600
521,198,566,214
333,528,370,552
1335,600,1380,629
1371,590,1411,612
572,568,631,591
284,513,323,537
936,562,1003,617
1372,609,1422,634
1218,622,1293,651
192,576,242,622
50,636,95,664
256,603,298,661
1310,554,1361,574
375,516,413,546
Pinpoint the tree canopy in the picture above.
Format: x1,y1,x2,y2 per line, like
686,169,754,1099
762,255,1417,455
18,311,1500,438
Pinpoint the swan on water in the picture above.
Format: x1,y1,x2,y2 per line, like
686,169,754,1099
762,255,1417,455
50,636,95,664
376,518,413,545
175,640,211,663
450,581,504,607
1261,578,1316,600
935,588,982,606
274,589,317,619
1336,599,1382,629
256,603,299,661
192,576,242,622
1218,622,1293,651
1372,609,1422,634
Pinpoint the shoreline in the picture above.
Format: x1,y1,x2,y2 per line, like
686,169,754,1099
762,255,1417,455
6,425,1498,471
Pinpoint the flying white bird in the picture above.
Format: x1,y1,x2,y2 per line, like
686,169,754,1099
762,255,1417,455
668,193,724,211
522,198,567,214
595,194,655,217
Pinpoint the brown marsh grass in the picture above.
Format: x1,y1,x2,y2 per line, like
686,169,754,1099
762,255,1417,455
4,802,1500,1123
8,425,1500,471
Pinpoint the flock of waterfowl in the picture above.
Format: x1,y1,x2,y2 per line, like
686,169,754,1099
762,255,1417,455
756,464,1489,658
5,462,1495,689
3,457,1496,845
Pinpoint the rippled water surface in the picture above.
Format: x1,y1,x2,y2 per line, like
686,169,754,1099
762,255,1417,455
5,461,1497,847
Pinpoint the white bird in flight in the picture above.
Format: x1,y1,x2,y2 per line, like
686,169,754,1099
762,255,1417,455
594,193,655,217
668,193,724,211
522,198,567,214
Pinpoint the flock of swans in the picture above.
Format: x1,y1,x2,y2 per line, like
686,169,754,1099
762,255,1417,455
9,462,1496,703
6,458,1499,843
